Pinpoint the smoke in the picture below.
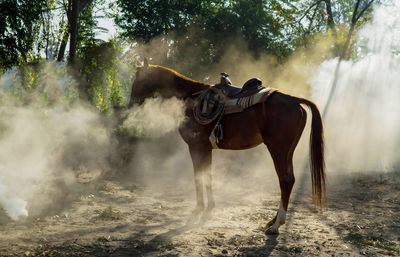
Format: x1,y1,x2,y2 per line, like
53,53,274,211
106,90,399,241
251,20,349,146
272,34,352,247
310,0,400,172
123,96,186,137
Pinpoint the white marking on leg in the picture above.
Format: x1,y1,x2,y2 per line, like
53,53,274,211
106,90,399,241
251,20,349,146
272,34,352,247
270,201,286,231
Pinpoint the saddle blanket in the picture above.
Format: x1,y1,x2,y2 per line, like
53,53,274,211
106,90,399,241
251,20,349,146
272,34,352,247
224,87,277,114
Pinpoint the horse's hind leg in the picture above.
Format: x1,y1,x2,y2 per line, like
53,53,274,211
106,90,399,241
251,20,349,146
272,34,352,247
265,152,295,234
188,145,214,215
263,106,306,234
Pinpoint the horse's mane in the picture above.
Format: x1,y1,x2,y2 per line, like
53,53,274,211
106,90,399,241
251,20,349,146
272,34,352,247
150,65,210,88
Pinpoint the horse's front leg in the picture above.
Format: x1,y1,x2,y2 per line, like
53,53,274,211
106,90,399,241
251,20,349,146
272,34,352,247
188,145,213,215
204,159,215,212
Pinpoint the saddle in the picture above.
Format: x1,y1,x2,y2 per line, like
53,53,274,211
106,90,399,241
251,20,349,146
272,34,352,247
193,73,265,125
193,73,276,148
215,73,264,99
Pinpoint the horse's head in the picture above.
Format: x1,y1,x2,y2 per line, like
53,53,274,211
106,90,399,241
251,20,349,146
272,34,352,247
128,59,156,107
128,59,178,108
127,59,209,108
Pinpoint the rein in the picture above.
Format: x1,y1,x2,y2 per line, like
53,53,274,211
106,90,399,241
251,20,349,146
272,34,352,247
192,87,226,125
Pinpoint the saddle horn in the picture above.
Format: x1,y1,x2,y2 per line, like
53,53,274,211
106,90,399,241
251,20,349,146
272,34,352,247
220,72,231,86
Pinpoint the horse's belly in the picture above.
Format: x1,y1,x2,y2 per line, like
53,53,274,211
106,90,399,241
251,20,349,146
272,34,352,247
216,110,264,150
217,132,263,150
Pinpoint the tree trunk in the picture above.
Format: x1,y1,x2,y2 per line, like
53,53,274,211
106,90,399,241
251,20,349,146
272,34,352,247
323,0,336,36
57,28,69,62
68,0,79,64
322,0,375,119
57,0,72,62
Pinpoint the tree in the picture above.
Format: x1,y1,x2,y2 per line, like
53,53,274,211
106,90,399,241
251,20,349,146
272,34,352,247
0,0,46,69
115,0,295,79
322,0,375,118
56,0,97,63
79,41,129,112
293,0,376,52
115,0,202,42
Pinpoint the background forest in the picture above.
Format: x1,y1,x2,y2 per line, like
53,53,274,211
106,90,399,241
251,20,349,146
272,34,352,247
0,0,377,113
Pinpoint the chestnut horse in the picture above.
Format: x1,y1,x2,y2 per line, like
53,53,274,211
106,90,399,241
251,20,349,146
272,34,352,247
128,61,326,234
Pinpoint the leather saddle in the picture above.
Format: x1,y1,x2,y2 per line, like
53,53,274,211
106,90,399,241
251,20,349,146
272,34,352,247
215,72,264,98
193,73,264,125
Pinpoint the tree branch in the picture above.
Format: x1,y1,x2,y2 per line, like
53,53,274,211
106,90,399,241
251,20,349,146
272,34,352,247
351,0,362,25
307,1,321,32
356,0,375,23
298,0,323,23
323,0,336,33
322,0,376,119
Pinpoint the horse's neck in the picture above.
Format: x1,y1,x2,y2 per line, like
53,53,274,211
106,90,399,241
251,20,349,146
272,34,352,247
155,67,210,99
175,78,209,99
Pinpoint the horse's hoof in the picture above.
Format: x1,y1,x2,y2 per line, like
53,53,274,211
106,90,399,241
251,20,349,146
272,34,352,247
200,210,212,223
206,203,215,212
187,207,202,225
265,227,279,235
191,206,204,216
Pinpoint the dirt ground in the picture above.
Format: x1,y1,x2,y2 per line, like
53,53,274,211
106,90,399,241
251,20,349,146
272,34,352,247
0,167,399,257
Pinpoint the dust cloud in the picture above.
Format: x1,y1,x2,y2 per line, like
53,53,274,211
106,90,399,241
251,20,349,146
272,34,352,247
0,104,111,220
0,66,112,221
123,96,186,137
0,62,190,222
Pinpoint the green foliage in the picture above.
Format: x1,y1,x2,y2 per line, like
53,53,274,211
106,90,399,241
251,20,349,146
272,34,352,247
114,0,377,77
114,0,304,80
1,40,132,114
115,0,203,42
0,0,46,69
115,0,289,53
0,0,378,114
77,0,109,52
35,0,61,61
80,40,133,113
78,2,97,48
0,62,79,106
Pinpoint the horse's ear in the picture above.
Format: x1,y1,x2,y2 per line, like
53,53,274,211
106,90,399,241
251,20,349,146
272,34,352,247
144,58,149,69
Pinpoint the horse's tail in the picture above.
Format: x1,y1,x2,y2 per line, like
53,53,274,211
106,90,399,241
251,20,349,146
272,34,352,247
295,97,326,207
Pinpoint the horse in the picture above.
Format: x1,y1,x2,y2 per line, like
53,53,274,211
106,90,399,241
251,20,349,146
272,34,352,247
127,60,326,234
